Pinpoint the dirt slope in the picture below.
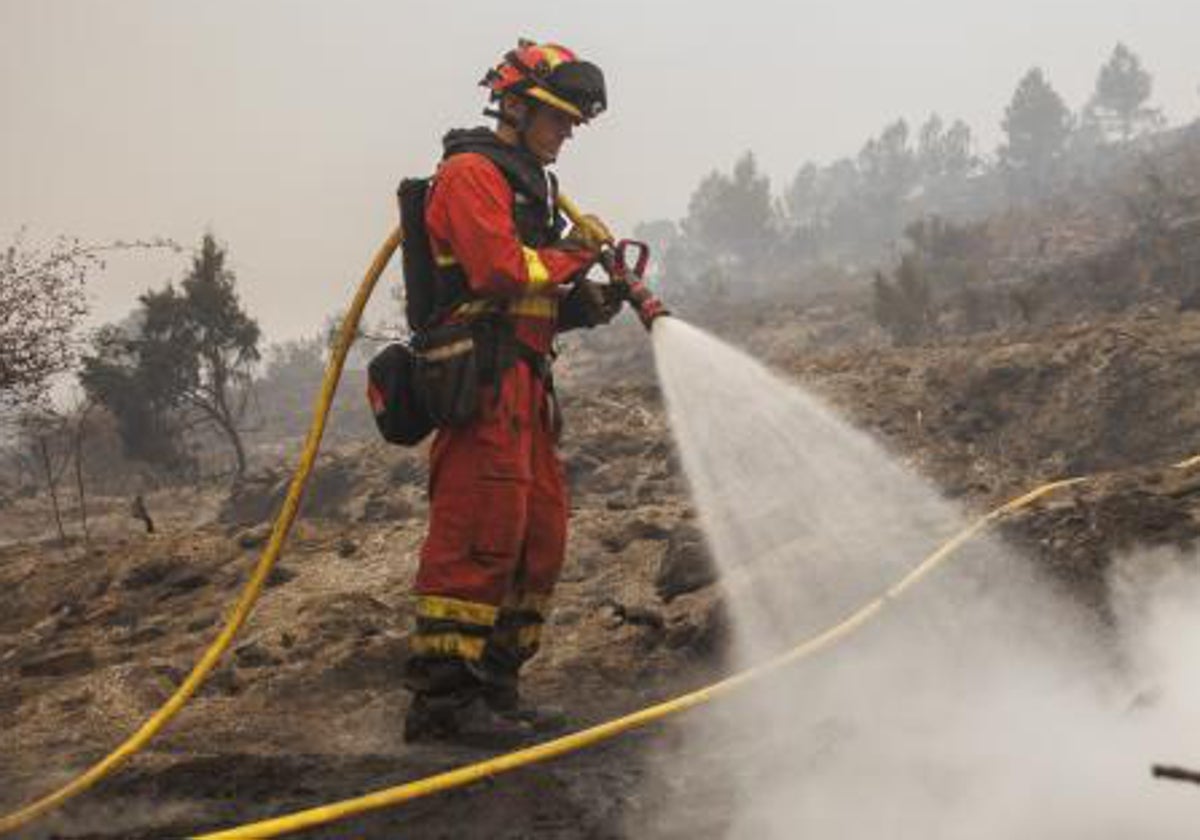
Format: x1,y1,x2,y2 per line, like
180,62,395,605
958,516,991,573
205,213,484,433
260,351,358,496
4,306,1200,837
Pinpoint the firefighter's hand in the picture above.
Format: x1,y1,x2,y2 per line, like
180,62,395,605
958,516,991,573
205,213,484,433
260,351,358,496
626,280,669,330
563,214,614,253
560,277,623,328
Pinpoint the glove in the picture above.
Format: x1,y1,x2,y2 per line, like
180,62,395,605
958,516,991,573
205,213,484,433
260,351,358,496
558,277,624,330
625,279,669,330
563,214,614,253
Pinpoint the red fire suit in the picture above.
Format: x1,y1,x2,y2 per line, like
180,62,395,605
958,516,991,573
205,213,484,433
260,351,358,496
410,149,593,676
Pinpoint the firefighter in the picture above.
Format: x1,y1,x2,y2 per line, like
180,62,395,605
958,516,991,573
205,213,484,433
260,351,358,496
403,40,665,744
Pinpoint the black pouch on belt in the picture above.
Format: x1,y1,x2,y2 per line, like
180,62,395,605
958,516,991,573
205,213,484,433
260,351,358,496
366,342,434,446
412,321,483,427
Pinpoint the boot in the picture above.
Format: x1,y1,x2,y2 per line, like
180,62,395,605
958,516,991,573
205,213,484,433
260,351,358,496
404,691,538,749
488,694,568,733
476,645,568,733
403,656,538,748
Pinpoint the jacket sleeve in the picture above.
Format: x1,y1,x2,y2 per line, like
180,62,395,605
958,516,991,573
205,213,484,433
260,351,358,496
425,153,595,299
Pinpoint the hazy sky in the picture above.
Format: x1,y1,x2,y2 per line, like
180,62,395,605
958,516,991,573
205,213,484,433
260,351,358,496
3,1,1199,344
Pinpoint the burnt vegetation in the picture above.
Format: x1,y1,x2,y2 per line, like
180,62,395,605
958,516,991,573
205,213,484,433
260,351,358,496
6,37,1200,839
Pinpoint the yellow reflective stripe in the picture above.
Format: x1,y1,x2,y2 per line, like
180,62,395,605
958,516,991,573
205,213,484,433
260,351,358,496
454,297,556,320
509,297,556,319
435,253,458,267
455,300,498,318
415,595,498,627
525,86,584,122
409,633,486,661
419,338,474,362
521,247,551,290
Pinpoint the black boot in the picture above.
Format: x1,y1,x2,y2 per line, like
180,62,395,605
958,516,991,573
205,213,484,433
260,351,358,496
403,656,538,748
477,644,568,734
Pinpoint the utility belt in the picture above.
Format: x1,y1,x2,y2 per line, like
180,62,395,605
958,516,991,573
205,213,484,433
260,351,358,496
412,312,554,429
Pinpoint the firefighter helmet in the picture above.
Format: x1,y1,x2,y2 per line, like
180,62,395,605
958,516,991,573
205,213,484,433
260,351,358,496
481,40,607,123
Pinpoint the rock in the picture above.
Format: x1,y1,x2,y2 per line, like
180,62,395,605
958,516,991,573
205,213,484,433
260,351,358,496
563,452,603,495
235,641,281,669
160,573,208,599
50,600,88,630
303,593,396,642
635,480,670,503
297,458,356,519
605,495,633,511
219,469,282,528
600,599,665,630
186,614,218,634
664,592,731,658
88,574,113,599
628,517,672,541
601,517,670,552
57,690,93,713
336,538,358,558
265,565,296,588
102,607,139,630
221,458,357,527
655,523,719,602
390,459,427,487
559,536,605,582
19,648,96,678
237,524,272,549
151,663,187,688
550,607,582,627
126,626,167,645
358,494,412,523
199,664,240,697
121,558,180,590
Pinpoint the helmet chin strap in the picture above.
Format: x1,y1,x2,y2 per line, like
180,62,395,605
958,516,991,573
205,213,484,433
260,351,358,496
485,100,539,156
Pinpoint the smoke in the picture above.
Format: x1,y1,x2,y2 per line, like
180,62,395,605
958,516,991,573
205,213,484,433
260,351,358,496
644,317,1200,838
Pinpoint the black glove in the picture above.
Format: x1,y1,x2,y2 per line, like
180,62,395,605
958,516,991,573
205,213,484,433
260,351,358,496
557,277,623,331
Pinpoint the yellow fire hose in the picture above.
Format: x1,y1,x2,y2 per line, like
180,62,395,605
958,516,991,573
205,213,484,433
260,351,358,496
5,201,1200,838
189,476,1092,838
0,193,620,834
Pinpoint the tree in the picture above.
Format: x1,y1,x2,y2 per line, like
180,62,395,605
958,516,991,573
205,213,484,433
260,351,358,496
917,115,976,183
1,234,176,410
682,152,776,270
859,119,916,203
15,408,71,545
1000,68,1073,195
1086,43,1163,142
0,235,94,408
82,233,260,479
872,256,935,346
857,119,918,242
80,321,193,473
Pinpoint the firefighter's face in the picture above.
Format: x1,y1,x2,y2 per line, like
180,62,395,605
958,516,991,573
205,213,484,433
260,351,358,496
522,102,576,164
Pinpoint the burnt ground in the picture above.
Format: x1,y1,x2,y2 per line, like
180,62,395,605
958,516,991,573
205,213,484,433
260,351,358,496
5,305,1200,837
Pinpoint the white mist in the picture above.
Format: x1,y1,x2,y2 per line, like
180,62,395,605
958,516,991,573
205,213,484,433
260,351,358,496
648,318,1200,838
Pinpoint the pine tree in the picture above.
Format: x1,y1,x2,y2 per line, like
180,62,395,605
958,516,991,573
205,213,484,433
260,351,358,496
1086,43,1163,142
682,152,776,270
1000,68,1073,196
